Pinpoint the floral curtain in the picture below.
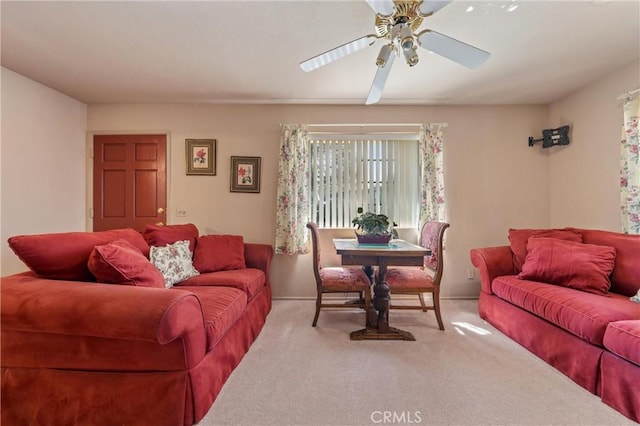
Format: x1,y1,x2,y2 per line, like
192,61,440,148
275,124,310,254
419,123,447,224
621,95,640,234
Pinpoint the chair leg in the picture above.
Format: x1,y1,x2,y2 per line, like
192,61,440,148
312,293,322,327
433,289,444,331
418,293,427,312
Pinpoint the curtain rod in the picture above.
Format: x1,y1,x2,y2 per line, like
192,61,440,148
307,131,420,136
279,123,423,128
617,88,639,101
305,123,422,127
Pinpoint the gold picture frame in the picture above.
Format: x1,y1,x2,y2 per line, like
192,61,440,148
230,156,261,193
186,139,216,175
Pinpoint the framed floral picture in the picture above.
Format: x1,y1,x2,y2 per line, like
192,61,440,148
230,156,261,193
186,139,216,175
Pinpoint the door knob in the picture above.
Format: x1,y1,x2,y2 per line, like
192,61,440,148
157,207,165,214
156,221,164,226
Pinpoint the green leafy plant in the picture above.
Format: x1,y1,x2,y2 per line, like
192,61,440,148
351,207,398,238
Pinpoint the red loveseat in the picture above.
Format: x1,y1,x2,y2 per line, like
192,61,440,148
471,228,640,422
1,224,273,425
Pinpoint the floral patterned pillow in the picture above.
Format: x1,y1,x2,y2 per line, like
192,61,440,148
149,240,199,288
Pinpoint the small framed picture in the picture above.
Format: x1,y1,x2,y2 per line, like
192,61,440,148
186,139,216,175
230,156,261,193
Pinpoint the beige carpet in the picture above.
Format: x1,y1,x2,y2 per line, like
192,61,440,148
199,299,634,426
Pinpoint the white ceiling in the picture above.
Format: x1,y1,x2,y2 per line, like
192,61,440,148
1,0,639,105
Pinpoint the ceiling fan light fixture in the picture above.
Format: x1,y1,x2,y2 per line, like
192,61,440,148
398,24,415,50
376,44,393,67
390,23,403,41
401,35,415,50
403,45,419,66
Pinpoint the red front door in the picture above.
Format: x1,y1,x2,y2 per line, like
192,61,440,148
93,134,167,232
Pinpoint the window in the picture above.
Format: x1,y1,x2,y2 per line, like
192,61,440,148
308,137,419,228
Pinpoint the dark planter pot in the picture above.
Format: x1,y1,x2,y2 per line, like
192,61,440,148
355,233,392,245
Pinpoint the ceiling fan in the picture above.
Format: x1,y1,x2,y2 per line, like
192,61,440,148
299,0,491,105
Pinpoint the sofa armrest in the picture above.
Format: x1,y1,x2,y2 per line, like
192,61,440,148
1,274,205,345
244,243,273,284
470,246,516,295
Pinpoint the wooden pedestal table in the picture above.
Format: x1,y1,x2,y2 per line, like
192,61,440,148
333,239,430,341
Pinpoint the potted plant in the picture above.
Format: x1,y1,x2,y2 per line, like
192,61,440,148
351,207,398,244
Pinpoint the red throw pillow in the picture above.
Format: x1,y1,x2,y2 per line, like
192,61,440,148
8,228,149,281
518,237,616,296
143,223,199,253
508,228,583,271
193,234,246,273
88,239,165,288
581,229,640,297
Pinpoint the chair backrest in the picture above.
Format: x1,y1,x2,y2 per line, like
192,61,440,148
306,222,323,288
419,221,450,284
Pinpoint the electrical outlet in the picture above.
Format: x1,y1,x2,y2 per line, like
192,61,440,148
177,207,187,217
466,269,475,280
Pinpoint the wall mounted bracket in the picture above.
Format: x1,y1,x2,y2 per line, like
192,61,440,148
528,125,570,148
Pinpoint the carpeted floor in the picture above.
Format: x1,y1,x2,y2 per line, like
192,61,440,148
199,299,634,426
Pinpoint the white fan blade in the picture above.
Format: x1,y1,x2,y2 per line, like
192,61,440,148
366,52,395,105
365,0,395,16
300,35,377,72
417,30,490,69
419,0,452,16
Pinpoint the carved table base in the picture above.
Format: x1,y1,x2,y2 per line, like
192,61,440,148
350,326,416,341
349,263,415,341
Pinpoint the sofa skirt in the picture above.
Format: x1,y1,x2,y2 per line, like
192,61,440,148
600,351,640,422
478,292,603,394
1,368,189,426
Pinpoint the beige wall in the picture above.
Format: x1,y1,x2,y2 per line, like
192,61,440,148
1,67,87,275
548,61,640,230
87,103,549,298
4,62,633,298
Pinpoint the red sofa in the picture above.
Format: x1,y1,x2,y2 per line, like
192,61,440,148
471,228,640,422
1,225,273,425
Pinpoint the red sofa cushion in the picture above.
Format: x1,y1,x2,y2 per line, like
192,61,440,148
179,285,247,350
178,268,266,299
143,223,199,253
88,239,165,288
603,320,640,366
8,228,149,281
193,234,246,272
508,228,582,271
492,275,640,346
581,229,640,297
518,237,616,296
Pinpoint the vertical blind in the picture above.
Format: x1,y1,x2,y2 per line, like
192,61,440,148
308,138,419,228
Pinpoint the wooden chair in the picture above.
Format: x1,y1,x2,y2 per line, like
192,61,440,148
384,221,450,330
306,222,372,327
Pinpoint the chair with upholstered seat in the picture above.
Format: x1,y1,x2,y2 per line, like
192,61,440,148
306,222,372,327
384,221,450,330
